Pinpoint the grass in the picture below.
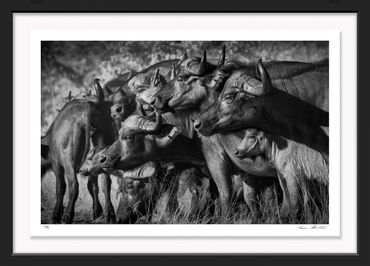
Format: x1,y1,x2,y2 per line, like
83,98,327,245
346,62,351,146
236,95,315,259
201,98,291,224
42,171,329,224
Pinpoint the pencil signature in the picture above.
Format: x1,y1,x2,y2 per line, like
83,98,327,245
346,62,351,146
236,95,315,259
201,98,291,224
298,225,327,230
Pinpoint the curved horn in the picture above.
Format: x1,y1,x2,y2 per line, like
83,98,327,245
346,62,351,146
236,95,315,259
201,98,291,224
256,59,272,95
137,111,162,134
218,45,226,66
197,51,207,75
177,53,188,66
240,74,266,96
93,78,105,104
122,162,158,180
123,112,163,137
170,65,176,80
152,69,160,86
154,126,179,148
67,91,72,101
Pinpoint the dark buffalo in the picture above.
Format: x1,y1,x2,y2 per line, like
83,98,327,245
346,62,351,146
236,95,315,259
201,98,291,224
41,79,117,223
193,60,329,157
95,114,206,172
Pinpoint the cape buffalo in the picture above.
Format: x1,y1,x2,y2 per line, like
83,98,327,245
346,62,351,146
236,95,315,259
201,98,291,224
41,79,117,223
235,128,328,221
94,113,206,172
193,60,329,155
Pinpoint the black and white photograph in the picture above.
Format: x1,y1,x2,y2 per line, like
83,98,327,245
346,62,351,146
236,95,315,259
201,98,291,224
41,41,329,225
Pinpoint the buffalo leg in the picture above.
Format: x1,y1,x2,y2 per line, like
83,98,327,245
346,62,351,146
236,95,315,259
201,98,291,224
52,164,66,224
242,177,258,223
276,173,291,221
200,140,232,216
204,159,232,217
87,174,103,220
62,168,79,224
100,173,116,223
281,172,300,222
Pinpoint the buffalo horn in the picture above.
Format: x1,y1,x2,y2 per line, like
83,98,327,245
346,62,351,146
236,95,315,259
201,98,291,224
218,45,226,66
257,59,272,95
93,78,105,104
197,51,207,75
152,69,160,86
67,90,72,101
129,111,163,135
170,65,176,80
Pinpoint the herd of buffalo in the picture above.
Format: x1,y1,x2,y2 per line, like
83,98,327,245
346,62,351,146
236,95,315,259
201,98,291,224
41,45,329,224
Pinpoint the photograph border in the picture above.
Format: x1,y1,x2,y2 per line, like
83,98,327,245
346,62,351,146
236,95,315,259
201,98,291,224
31,32,338,238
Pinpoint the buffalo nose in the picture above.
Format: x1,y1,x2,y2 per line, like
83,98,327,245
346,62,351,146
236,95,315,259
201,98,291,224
115,106,123,113
99,156,107,164
79,169,88,175
150,97,157,106
193,119,202,130
234,149,240,156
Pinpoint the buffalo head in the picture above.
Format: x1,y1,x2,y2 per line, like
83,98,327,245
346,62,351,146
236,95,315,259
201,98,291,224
193,61,270,136
89,111,166,173
128,68,166,94
234,128,267,158
151,46,226,111
115,162,159,224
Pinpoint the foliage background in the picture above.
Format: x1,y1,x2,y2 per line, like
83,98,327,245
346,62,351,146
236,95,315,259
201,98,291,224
41,41,329,223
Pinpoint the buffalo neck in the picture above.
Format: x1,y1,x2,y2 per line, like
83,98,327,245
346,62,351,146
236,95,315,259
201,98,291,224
251,88,329,155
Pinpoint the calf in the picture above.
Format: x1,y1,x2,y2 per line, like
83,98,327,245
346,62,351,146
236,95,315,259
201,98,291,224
41,79,117,223
235,128,328,221
116,162,210,224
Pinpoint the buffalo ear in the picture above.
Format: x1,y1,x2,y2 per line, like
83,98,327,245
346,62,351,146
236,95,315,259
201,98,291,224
67,91,72,101
208,70,226,91
41,133,51,159
218,45,226,66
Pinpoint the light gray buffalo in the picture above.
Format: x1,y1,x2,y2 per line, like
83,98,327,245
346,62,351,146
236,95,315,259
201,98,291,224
236,128,328,221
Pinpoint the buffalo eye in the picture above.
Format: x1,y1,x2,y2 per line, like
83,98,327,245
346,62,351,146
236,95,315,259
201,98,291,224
138,181,145,189
223,93,236,104
177,77,184,82
126,183,134,190
249,135,256,141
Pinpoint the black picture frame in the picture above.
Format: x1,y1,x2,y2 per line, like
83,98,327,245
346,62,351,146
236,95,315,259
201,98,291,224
2,0,368,265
